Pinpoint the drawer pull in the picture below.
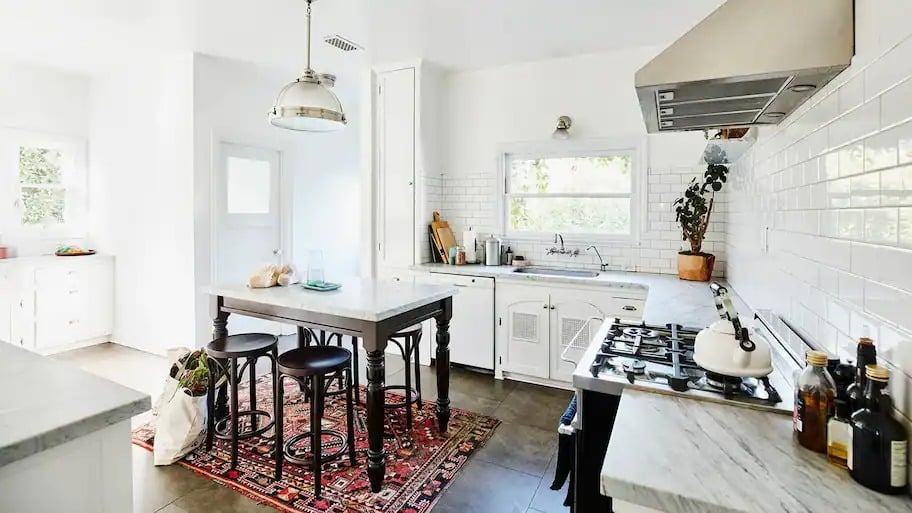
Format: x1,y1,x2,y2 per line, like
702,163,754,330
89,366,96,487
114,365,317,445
68,290,78,295
68,319,80,325
622,305,637,311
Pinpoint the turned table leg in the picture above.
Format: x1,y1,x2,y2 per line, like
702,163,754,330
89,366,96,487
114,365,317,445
212,299,230,420
435,297,453,432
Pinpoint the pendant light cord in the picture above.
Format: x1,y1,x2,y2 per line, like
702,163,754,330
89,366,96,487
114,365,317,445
305,0,313,72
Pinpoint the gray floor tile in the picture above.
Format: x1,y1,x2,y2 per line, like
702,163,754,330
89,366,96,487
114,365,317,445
529,451,570,513
132,446,209,513
164,481,276,513
433,459,540,513
494,382,574,432
475,422,556,477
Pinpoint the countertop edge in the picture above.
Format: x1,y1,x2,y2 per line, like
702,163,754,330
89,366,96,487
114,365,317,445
0,393,150,467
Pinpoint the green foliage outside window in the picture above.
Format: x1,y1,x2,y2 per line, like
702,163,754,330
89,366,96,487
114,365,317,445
19,146,65,225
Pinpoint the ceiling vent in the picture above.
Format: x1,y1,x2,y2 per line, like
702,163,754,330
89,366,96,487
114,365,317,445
324,35,363,52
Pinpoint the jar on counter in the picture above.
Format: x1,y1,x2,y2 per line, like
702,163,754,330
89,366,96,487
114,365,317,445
455,246,466,265
794,350,836,453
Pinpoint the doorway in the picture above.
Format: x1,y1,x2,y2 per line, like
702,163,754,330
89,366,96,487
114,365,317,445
213,141,287,335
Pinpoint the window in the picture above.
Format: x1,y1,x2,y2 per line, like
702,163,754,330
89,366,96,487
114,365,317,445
1,131,87,237
226,156,271,214
501,140,644,239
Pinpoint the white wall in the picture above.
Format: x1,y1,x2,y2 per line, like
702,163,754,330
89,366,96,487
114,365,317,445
726,0,912,422
435,48,721,275
192,54,361,344
88,50,196,354
0,61,91,255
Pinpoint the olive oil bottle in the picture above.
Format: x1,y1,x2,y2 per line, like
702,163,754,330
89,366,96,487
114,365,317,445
794,351,836,453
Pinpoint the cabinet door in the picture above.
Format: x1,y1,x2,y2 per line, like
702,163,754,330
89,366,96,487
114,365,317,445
0,267,10,343
549,290,609,382
496,283,550,378
376,67,416,269
82,261,113,340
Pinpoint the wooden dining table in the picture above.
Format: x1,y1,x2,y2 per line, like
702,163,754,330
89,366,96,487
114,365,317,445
205,278,456,492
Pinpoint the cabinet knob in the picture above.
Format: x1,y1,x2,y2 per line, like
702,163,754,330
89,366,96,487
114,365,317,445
622,305,637,311
550,305,555,310
542,304,548,309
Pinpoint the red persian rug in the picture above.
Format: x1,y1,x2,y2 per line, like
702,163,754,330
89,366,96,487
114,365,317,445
132,374,500,513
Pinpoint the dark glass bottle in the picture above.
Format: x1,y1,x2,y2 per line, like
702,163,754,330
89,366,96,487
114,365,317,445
850,365,909,494
846,336,876,413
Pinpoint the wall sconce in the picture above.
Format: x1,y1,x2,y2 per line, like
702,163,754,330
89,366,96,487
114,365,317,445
552,116,572,140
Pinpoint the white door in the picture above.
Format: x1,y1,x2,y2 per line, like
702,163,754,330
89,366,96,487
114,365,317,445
376,67,416,271
215,142,284,336
496,283,550,378
549,290,608,382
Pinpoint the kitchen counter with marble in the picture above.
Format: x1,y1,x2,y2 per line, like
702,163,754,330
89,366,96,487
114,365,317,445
0,342,150,467
601,389,912,513
412,263,723,326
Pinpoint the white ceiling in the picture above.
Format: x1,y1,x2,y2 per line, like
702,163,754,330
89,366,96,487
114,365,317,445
0,0,725,79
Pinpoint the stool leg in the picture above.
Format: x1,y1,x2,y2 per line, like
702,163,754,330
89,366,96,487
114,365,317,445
335,334,345,390
248,356,258,432
352,336,361,405
229,358,239,469
404,336,413,431
206,357,215,451
275,375,284,481
345,368,356,465
312,375,324,499
414,332,423,408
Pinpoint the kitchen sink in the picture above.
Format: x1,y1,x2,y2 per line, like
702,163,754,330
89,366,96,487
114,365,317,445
512,267,600,278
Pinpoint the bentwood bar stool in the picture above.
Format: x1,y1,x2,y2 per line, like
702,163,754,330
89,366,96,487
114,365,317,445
275,345,357,498
204,333,279,469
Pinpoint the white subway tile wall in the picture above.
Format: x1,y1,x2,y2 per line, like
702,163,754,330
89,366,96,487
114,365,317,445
727,14,912,424
426,166,727,275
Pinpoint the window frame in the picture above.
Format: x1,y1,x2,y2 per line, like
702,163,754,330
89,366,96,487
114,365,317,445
1,129,88,239
497,137,648,243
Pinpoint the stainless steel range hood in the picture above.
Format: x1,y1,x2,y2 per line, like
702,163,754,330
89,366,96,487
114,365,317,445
636,0,854,133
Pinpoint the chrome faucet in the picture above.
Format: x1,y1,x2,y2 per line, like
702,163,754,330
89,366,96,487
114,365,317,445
546,233,580,256
587,245,607,271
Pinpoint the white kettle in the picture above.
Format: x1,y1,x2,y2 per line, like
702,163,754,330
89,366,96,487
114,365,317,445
693,283,773,377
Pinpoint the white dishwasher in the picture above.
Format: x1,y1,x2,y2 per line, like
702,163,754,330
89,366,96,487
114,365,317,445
427,273,495,370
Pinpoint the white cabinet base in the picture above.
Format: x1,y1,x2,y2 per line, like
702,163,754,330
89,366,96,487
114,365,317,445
0,420,133,513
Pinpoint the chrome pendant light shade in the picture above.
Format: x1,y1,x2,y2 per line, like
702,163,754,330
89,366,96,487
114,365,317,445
270,0,346,132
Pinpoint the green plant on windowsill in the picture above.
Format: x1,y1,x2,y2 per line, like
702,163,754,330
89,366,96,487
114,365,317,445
673,153,729,281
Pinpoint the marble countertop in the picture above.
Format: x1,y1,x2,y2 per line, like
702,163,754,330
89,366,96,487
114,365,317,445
0,253,113,266
0,343,150,467
206,278,458,322
412,263,723,325
601,389,912,513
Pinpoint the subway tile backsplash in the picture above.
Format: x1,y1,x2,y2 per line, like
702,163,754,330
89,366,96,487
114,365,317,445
727,23,912,422
428,164,726,276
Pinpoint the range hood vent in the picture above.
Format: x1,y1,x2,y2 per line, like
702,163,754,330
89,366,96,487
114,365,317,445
636,0,854,133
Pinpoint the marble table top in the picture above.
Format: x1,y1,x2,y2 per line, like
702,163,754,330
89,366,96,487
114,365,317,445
0,343,150,467
206,278,458,322
601,389,912,513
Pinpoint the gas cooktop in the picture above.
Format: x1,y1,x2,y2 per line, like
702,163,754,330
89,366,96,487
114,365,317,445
588,319,784,410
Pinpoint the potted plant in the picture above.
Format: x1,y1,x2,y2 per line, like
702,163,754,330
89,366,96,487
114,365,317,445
673,154,729,281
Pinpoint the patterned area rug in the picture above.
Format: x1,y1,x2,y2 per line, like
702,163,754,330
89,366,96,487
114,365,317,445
132,374,500,513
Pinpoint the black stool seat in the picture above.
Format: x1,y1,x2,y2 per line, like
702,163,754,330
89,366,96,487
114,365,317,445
207,333,278,358
279,346,351,376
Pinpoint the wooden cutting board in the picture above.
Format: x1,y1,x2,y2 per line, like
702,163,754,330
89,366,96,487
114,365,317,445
430,211,451,263
436,226,457,258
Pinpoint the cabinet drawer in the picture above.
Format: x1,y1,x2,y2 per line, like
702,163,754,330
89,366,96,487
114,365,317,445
433,273,494,289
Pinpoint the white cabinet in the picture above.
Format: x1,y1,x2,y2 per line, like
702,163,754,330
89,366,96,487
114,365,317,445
497,281,645,383
376,67,416,271
497,283,551,378
0,256,113,354
0,266,11,343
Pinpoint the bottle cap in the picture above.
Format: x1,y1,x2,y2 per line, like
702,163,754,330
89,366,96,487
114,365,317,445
806,350,828,367
865,364,889,382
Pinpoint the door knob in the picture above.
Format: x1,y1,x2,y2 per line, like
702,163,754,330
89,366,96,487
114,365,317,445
273,249,282,256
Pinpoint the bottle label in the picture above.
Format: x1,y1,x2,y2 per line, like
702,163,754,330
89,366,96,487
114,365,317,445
794,393,804,433
847,427,853,470
891,441,908,487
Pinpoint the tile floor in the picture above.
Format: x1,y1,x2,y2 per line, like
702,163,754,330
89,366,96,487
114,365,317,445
53,340,573,513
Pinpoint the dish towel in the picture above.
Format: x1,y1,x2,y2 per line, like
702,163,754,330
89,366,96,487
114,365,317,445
551,394,577,509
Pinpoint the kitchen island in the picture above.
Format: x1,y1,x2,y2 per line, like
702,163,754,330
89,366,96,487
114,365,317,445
602,389,912,513
0,342,150,513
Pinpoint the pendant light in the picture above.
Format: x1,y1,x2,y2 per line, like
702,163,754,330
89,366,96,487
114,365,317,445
269,0,347,132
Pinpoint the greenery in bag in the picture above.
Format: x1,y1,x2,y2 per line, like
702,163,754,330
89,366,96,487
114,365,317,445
170,350,222,397
674,157,729,255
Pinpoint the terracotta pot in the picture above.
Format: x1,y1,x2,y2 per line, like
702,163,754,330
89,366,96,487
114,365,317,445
677,252,715,281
